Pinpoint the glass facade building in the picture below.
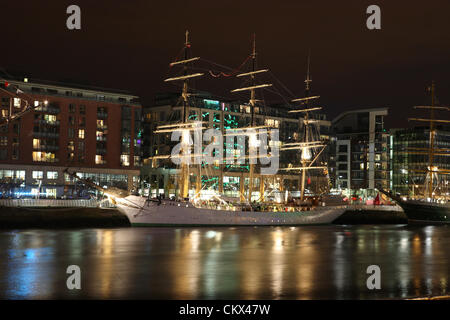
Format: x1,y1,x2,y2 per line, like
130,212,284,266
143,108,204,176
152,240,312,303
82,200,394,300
390,126,450,197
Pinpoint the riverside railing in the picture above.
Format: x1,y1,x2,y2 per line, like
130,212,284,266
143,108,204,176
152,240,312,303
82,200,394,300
0,198,116,208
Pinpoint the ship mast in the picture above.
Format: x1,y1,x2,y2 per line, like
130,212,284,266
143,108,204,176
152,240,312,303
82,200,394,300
163,30,204,199
248,35,257,204
301,53,312,202
231,34,272,203
283,52,326,202
428,82,436,199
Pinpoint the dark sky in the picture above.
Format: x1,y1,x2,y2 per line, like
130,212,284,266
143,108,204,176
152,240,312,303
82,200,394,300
1,0,450,128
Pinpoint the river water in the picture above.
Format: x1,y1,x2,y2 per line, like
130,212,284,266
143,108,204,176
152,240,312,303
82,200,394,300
0,225,449,299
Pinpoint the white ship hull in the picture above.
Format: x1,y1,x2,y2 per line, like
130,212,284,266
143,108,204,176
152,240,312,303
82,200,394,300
116,195,347,226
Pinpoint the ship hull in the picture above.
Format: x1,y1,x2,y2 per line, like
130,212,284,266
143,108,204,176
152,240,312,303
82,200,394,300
397,201,450,224
116,196,346,226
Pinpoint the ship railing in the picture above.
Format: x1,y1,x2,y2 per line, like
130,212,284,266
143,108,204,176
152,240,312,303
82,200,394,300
0,198,116,208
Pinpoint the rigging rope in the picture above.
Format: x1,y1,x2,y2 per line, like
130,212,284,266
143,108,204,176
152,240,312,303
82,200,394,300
169,46,186,68
202,55,252,78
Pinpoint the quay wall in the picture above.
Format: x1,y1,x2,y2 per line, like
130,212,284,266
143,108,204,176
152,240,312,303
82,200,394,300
0,206,130,229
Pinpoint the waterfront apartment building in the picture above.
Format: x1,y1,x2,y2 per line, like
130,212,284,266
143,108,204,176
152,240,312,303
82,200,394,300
390,125,450,197
141,92,331,199
330,107,389,199
0,76,142,198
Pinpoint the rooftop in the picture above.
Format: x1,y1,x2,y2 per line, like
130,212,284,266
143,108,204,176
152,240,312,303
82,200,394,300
0,71,140,105
332,107,389,124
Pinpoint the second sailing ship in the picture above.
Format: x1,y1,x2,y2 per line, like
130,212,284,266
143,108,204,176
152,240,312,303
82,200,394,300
383,82,450,224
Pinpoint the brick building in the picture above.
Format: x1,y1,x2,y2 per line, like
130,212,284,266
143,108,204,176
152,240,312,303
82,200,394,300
0,77,142,198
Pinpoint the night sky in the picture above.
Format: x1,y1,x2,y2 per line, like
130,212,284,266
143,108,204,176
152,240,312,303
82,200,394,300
1,0,450,128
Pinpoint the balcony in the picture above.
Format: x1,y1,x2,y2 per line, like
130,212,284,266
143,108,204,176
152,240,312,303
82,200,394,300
34,119,60,126
33,158,59,163
33,145,59,152
35,106,60,114
33,132,59,139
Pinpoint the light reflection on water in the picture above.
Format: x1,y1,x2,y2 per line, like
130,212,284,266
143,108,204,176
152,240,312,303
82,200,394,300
0,225,449,299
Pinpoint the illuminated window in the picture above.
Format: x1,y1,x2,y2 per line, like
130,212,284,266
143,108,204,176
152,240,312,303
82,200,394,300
47,171,58,179
65,173,73,183
95,155,106,164
97,119,105,128
0,170,13,178
15,170,25,180
32,151,56,162
68,141,74,152
78,129,85,139
14,98,21,108
32,152,41,161
44,114,57,123
46,188,57,198
0,136,7,146
96,131,106,141
0,170,26,180
32,171,43,179
120,154,130,166
240,105,251,114
33,138,41,149
264,118,279,128
1,109,8,118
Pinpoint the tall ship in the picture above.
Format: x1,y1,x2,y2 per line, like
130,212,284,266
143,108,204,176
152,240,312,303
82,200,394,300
384,82,450,224
71,31,347,226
